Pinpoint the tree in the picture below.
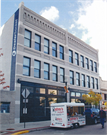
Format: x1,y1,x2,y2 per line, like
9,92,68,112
104,102,107,109
82,89,102,106
0,48,10,90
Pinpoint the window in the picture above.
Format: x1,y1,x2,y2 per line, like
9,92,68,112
60,68,64,83
44,38,49,54
76,72,80,86
94,62,97,72
34,60,40,78
90,60,93,71
23,57,30,76
44,63,49,80
71,92,75,97
48,89,57,95
81,55,84,67
87,76,90,88
0,102,10,113
70,70,74,85
76,93,80,97
91,77,94,89
24,29,31,47
85,58,89,69
75,53,79,65
95,78,98,89
82,74,85,87
69,50,73,63
35,34,41,51
58,90,65,96
52,42,57,57
52,65,57,81
59,45,64,60
35,88,45,94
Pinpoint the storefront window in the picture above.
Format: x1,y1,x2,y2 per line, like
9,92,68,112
76,93,80,97
48,89,57,95
75,99,81,103
71,99,75,103
48,98,57,106
35,88,45,94
71,92,75,97
58,90,65,96
57,98,65,103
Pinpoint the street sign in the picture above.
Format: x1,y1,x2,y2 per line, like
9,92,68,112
22,88,30,98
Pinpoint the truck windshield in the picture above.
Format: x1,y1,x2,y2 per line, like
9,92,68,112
67,106,84,116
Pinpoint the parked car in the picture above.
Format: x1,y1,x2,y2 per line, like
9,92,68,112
85,108,100,124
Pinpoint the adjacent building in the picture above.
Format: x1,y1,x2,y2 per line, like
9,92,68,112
0,2,100,124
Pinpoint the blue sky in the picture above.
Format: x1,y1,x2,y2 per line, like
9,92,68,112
1,0,107,80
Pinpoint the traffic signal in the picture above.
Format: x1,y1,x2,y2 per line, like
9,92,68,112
64,86,68,93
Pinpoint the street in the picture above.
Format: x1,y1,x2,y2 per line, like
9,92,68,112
22,122,107,135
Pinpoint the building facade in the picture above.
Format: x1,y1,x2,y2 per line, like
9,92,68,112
0,2,100,124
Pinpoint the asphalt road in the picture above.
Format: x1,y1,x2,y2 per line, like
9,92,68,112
23,122,107,135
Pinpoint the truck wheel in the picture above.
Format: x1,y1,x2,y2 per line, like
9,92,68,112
94,118,97,124
75,123,79,128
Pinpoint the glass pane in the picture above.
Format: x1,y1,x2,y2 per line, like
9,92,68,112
44,46,48,53
70,71,73,77
34,60,40,69
35,34,40,43
70,78,73,84
76,93,80,97
44,71,48,79
23,57,30,66
58,90,65,96
52,50,56,57
23,67,29,75
48,98,57,106
0,102,10,113
24,38,30,47
60,46,63,52
52,42,56,50
44,39,49,47
34,69,39,77
57,97,65,103
71,92,75,96
35,42,40,51
48,89,57,95
44,63,49,71
60,53,63,59
53,74,56,81
60,76,63,82
71,99,75,103
25,30,30,39
53,66,57,73
35,88,45,94
60,68,63,75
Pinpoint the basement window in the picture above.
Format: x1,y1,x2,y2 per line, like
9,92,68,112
0,102,10,113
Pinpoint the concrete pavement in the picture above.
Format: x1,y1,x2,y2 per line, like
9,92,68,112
0,120,50,135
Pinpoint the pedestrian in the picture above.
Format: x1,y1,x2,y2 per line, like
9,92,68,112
99,107,106,128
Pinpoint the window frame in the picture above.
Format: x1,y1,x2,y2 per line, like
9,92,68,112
80,55,84,68
85,57,89,69
82,74,85,87
60,67,64,83
70,70,74,85
91,77,94,89
94,62,97,73
76,72,80,86
59,45,64,60
52,42,57,57
34,60,41,78
69,49,73,63
23,56,30,76
75,52,79,66
24,29,31,47
44,38,49,54
90,60,93,71
44,63,49,80
52,65,58,81
87,76,90,88
35,34,41,51
95,78,98,89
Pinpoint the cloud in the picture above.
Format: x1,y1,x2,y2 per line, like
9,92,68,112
75,0,107,80
69,24,75,29
40,6,59,22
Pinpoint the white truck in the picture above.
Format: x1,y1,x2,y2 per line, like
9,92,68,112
50,102,86,128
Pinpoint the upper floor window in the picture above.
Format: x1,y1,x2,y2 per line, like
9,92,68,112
35,34,41,51
59,45,64,60
81,55,84,68
23,57,30,76
60,68,64,83
34,60,40,78
44,63,49,80
85,58,89,69
95,78,98,89
69,50,73,63
52,65,57,81
52,42,57,57
91,77,94,89
44,38,49,54
75,53,79,66
82,74,85,87
76,72,80,86
24,29,31,47
94,62,97,73
87,76,90,88
90,60,93,71
70,70,74,85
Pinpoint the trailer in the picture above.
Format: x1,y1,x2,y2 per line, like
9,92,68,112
50,102,86,128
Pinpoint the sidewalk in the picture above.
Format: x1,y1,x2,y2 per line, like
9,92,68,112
0,120,51,135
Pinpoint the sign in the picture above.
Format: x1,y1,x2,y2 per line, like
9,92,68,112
23,108,27,114
23,99,28,103
22,89,30,98
10,9,19,91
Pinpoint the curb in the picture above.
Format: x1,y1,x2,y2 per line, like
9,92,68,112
2,126,50,135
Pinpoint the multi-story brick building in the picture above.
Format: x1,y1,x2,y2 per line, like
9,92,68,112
0,2,100,124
